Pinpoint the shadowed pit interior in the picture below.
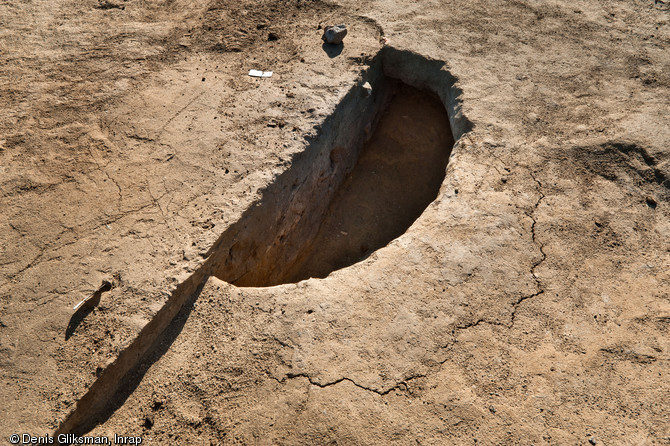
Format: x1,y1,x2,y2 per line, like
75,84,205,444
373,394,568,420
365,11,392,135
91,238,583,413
215,79,454,287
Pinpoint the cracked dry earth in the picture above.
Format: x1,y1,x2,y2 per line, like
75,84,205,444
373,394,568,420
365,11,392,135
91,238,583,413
1,0,670,445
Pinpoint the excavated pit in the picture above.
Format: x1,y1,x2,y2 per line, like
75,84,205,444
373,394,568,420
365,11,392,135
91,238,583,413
209,48,466,287
55,48,470,440
281,83,453,282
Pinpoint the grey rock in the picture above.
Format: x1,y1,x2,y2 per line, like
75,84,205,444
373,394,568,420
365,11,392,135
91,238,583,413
323,24,347,45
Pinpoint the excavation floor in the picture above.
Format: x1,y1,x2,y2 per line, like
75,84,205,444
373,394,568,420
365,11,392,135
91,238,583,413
1,0,669,444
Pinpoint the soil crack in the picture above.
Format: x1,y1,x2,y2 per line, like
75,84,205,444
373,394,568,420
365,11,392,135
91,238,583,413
456,318,507,330
510,171,547,328
278,372,425,397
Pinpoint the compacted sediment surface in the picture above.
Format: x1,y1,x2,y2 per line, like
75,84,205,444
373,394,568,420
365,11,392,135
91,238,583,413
1,0,668,444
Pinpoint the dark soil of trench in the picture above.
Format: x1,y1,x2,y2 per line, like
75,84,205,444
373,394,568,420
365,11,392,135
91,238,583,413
280,83,454,283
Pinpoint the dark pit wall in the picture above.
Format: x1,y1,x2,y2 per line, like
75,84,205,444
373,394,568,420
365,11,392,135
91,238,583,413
209,47,469,287
281,83,454,282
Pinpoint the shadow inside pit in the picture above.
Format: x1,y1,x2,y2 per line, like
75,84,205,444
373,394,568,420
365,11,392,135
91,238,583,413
207,47,463,287
322,42,344,58
285,83,454,281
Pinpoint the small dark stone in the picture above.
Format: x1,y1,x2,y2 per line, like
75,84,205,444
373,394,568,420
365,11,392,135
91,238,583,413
646,196,657,209
268,32,279,41
322,24,347,44
589,438,597,445
489,405,496,414
201,77,206,82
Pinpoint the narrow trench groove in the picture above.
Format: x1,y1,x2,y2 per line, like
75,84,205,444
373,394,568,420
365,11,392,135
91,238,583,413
54,47,471,441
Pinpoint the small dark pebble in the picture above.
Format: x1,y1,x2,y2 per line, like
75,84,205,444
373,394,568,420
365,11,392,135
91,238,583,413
322,24,347,44
589,438,597,445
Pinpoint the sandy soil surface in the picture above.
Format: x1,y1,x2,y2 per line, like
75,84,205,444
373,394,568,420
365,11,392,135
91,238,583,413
1,0,669,444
